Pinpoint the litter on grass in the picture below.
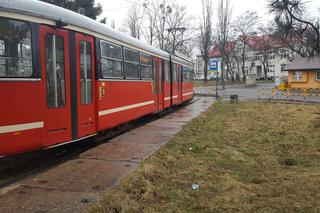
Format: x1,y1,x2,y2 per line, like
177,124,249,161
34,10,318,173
192,184,199,190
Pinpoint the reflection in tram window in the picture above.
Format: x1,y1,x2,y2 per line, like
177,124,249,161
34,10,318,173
140,53,152,80
124,48,139,79
80,41,93,104
0,18,33,78
164,60,170,81
46,34,66,108
100,40,123,78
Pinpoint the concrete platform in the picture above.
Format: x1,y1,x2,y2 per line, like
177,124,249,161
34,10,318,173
0,97,214,213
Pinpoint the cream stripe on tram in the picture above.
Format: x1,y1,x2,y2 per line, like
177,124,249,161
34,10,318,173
183,92,194,96
0,122,44,134
99,100,155,116
164,95,178,101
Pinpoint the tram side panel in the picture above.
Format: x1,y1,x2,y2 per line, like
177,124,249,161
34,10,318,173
171,63,179,106
182,66,194,102
182,82,194,102
0,81,44,155
0,19,44,156
163,60,171,109
96,80,155,131
95,40,156,131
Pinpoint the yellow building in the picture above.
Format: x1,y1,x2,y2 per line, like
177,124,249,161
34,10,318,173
283,57,320,89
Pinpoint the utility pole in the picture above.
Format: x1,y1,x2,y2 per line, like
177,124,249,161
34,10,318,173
221,61,225,90
159,3,172,49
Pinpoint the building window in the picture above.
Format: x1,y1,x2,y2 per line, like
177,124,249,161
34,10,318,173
100,41,123,78
0,18,33,78
316,71,320,81
293,71,302,80
268,65,275,73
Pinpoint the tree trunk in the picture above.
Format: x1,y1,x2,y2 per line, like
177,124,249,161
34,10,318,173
203,58,208,82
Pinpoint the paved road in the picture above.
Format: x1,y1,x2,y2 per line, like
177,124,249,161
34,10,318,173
195,83,275,100
0,97,214,213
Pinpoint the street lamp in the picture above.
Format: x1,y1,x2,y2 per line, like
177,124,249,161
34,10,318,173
167,27,187,53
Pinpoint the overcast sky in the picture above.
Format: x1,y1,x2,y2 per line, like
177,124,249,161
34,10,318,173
95,0,319,56
96,0,319,28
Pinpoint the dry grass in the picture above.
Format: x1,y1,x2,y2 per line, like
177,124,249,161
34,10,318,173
90,101,320,213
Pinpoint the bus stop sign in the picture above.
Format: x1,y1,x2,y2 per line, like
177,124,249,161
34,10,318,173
209,59,218,71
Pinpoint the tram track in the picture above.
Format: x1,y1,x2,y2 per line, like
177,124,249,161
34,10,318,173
0,99,198,191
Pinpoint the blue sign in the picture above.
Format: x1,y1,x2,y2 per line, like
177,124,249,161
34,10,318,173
209,59,218,71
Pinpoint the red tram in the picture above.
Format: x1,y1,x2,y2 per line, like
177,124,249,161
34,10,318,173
0,0,194,156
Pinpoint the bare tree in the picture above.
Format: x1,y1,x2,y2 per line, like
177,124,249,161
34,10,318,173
141,3,157,45
99,17,107,24
124,5,142,39
216,0,232,85
199,0,214,82
269,0,320,57
110,19,116,29
135,0,195,55
166,4,195,55
121,0,195,55
231,11,259,81
257,23,278,79
149,0,172,49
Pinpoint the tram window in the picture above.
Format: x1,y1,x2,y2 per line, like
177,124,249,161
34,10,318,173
140,53,152,79
80,41,92,104
124,48,139,79
0,18,33,78
100,41,123,78
182,67,188,81
46,34,66,108
183,66,192,82
164,60,170,81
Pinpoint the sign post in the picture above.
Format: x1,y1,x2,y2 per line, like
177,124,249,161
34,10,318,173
208,58,219,99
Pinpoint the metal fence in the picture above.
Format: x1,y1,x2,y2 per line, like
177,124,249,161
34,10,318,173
257,88,320,102
194,86,218,97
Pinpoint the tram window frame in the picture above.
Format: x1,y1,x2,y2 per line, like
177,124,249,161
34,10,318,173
0,18,34,78
100,40,124,79
140,52,152,80
124,48,140,79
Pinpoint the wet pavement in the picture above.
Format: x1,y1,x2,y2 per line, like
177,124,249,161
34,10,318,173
0,97,214,213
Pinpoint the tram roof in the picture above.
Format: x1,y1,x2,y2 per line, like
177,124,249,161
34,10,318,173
0,0,170,59
171,52,193,68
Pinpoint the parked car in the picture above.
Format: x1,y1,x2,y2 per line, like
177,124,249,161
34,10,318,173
267,76,274,80
256,76,266,81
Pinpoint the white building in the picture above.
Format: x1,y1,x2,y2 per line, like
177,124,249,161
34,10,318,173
194,35,294,81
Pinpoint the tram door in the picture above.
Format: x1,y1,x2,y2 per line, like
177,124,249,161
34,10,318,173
74,33,96,138
177,65,183,103
154,57,164,111
40,26,72,146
